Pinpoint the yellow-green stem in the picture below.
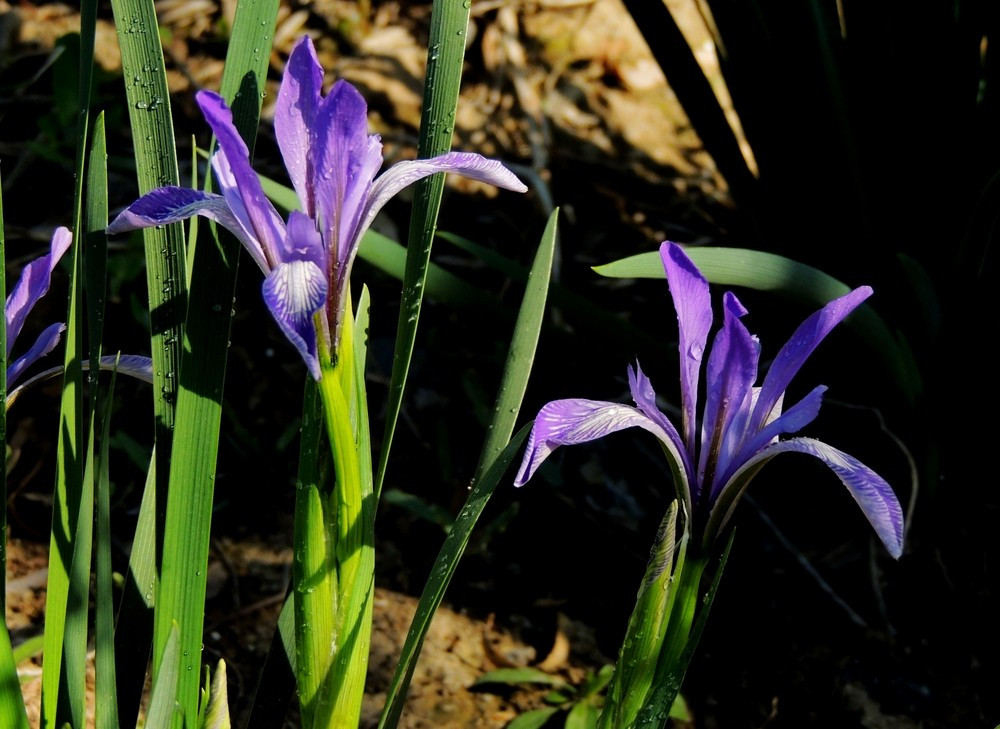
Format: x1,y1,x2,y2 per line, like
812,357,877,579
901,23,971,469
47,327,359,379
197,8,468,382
309,294,375,729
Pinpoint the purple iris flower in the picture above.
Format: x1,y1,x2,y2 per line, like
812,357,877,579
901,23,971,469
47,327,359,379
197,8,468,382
6,227,72,389
107,36,527,379
515,242,904,559
3,226,155,407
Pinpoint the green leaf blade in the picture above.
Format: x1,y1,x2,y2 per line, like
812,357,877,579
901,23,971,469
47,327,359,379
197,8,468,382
378,212,558,729
473,667,568,688
152,3,279,725
507,707,561,729
374,0,476,499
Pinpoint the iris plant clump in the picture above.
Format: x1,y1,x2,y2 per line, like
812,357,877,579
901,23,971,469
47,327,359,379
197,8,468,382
515,241,904,727
108,35,526,379
108,34,526,729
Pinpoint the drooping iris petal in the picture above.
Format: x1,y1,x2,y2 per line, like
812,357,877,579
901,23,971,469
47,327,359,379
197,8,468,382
6,226,72,355
359,152,529,249
6,322,65,386
274,35,324,217
514,398,681,487
196,90,287,257
331,150,529,324
106,186,270,272
627,363,692,479
311,80,383,269
98,354,155,383
728,437,904,559
261,259,328,380
749,286,872,435
698,291,758,494
659,242,713,453
6,354,155,409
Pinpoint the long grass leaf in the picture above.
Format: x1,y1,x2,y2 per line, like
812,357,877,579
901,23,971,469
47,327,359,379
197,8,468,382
376,425,531,729
379,212,558,728
153,3,279,723
471,210,558,476
107,0,188,718
41,0,97,720
108,0,188,517
374,0,475,499
593,246,918,403
0,622,29,729
96,361,121,729
86,113,121,729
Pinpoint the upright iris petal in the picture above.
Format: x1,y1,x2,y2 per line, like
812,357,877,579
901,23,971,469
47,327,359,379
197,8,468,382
274,36,323,217
660,242,712,454
516,241,905,560
108,34,527,380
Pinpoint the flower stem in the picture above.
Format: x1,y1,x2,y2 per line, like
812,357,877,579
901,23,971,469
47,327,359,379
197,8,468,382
308,294,376,729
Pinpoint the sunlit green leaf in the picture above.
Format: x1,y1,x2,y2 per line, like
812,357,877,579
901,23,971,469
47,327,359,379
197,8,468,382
474,667,569,688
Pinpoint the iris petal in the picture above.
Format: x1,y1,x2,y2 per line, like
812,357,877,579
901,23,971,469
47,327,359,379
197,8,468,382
210,153,272,272
281,210,326,270
749,286,872,435
275,36,324,217
261,260,328,380
107,186,270,274
7,354,154,409
360,152,527,251
98,354,155,383
6,322,65,387
197,90,287,259
659,242,713,453
714,385,827,498
514,398,683,487
698,291,758,493
627,363,692,480
734,437,905,559
311,80,383,269
6,227,71,355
